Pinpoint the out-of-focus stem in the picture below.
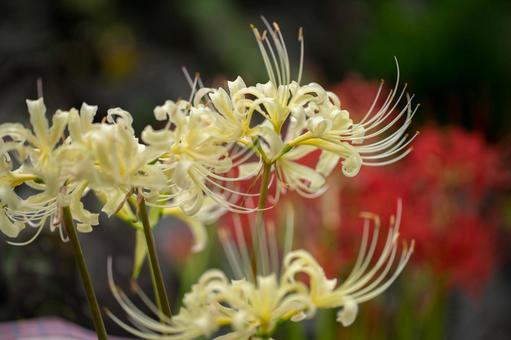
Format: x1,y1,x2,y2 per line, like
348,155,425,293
253,162,273,276
137,195,172,319
257,162,272,212
62,206,108,340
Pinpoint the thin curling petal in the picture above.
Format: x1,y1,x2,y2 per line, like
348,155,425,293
0,186,24,237
336,299,358,327
342,150,362,177
110,200,412,339
0,211,24,238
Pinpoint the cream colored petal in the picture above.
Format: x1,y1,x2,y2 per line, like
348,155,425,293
26,98,49,143
101,189,127,216
0,212,24,238
180,187,204,216
67,108,82,142
154,100,176,121
76,223,93,233
174,160,193,189
107,107,134,126
331,109,352,131
284,145,315,160
316,151,340,177
281,159,325,193
237,162,262,179
350,124,365,144
80,102,97,123
342,151,362,177
336,299,358,327
227,76,247,96
307,116,331,137
70,189,99,226
141,125,174,149
0,186,21,208
209,88,234,120
49,109,69,146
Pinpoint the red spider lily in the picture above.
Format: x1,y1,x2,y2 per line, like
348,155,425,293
289,124,506,295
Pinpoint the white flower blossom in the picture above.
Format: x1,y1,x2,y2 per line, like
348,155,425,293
165,19,419,203
141,98,261,215
107,201,413,338
0,98,99,243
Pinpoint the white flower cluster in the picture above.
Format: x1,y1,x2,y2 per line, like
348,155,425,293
0,21,416,244
0,99,173,242
108,203,414,339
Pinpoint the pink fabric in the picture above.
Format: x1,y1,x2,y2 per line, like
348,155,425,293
0,317,129,340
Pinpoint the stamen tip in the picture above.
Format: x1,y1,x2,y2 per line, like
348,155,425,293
130,279,139,293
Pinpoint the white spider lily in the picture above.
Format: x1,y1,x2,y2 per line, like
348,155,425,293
180,19,417,203
252,122,328,198
212,273,315,338
142,99,262,215
192,76,252,142
74,107,167,216
283,200,414,326
0,98,99,243
133,19,416,211
107,202,412,338
247,20,418,177
106,215,315,339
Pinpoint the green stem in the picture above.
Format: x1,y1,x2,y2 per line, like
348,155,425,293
252,162,273,276
137,195,172,318
315,309,336,340
62,206,108,340
257,162,273,212
147,254,164,316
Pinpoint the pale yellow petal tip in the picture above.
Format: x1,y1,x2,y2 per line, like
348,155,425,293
336,300,359,327
26,97,45,110
76,223,93,233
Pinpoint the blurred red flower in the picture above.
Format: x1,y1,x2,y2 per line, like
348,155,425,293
291,120,506,296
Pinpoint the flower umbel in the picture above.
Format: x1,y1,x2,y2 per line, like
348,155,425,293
139,18,418,212
107,201,413,338
0,98,168,243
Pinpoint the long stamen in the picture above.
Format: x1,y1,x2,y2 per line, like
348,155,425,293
252,26,277,85
297,27,304,85
233,214,254,281
262,17,287,86
273,22,291,85
219,229,245,279
262,30,283,87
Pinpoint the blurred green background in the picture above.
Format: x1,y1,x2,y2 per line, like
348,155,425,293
1,0,511,339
